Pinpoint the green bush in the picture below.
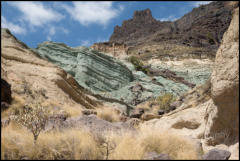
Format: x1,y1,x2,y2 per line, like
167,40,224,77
207,32,215,44
127,56,148,74
155,93,176,111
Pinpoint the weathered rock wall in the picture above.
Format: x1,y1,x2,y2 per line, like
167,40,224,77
204,7,239,145
35,42,134,93
90,42,128,58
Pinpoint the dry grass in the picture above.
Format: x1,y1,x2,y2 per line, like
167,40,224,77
96,107,121,122
1,122,199,160
105,126,199,160
108,132,145,160
1,95,25,118
139,126,199,160
1,122,103,160
60,103,83,117
42,100,83,117
2,109,199,160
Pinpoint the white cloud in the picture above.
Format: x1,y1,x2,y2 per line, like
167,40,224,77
192,1,212,7
1,16,26,34
8,1,64,27
96,37,108,43
46,26,70,41
80,40,91,46
49,26,56,36
46,26,56,41
119,4,125,11
61,2,122,26
60,27,69,35
47,35,52,41
158,15,179,22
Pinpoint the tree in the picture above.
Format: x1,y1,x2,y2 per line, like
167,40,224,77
14,103,49,144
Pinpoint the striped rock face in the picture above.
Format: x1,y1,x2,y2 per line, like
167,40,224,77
35,42,134,93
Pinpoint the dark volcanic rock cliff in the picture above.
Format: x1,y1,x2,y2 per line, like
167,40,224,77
109,1,237,50
110,8,172,46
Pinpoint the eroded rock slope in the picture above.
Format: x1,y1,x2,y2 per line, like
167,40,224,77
1,28,100,112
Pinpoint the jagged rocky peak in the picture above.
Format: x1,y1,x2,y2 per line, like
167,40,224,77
132,8,155,22
110,8,165,45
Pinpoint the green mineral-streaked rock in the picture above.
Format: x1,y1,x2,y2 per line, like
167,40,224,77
35,42,134,93
154,61,212,86
34,42,191,106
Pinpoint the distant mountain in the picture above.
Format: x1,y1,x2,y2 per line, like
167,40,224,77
109,1,238,50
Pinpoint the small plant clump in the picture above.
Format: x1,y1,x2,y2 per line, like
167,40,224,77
127,56,148,74
96,107,121,123
207,32,215,44
155,93,176,111
14,103,49,144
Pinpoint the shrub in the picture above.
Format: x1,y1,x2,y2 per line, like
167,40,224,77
96,107,121,122
127,56,148,74
155,93,176,111
14,103,49,144
207,32,215,44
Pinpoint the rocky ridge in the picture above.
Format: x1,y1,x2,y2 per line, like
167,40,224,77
91,1,237,62
35,41,213,112
35,42,134,93
110,1,236,49
1,28,100,113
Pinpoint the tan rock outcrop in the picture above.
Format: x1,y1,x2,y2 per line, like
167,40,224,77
1,28,100,114
204,7,239,145
91,42,128,59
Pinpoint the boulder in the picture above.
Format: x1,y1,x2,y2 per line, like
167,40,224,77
62,115,135,134
1,78,12,105
170,101,182,109
45,112,69,131
144,152,171,160
158,109,165,115
202,149,231,160
129,108,144,118
141,113,161,121
82,109,97,115
1,102,10,112
125,118,141,128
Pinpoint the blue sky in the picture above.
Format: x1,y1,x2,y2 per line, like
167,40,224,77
1,1,211,48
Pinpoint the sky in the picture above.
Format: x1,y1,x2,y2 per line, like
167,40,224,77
1,1,212,48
